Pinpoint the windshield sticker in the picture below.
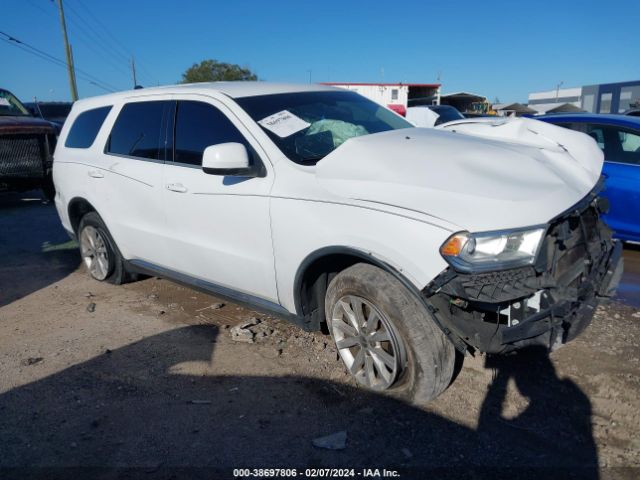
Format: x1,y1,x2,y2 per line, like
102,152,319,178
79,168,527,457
0,98,11,107
258,110,310,138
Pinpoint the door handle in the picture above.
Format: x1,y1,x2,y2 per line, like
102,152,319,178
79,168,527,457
166,183,188,193
88,170,104,179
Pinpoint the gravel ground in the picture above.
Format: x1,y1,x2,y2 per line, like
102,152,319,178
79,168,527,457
1,192,639,479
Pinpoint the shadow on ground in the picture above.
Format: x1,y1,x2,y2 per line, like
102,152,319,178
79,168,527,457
0,191,80,307
0,190,603,478
0,325,598,479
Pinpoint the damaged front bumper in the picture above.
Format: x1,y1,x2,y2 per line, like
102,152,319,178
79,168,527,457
423,181,623,354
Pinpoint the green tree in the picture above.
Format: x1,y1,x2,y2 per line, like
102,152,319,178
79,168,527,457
180,59,258,83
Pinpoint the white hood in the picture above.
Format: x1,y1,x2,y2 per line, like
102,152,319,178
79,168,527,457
315,122,603,232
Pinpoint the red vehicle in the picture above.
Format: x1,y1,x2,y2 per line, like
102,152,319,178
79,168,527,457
0,88,57,200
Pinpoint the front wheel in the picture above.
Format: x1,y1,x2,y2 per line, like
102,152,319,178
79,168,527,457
325,263,455,404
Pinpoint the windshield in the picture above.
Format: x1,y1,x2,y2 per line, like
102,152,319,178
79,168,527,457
236,91,412,165
430,106,464,125
0,89,30,117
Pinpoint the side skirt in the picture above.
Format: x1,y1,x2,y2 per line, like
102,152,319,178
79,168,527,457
126,259,311,330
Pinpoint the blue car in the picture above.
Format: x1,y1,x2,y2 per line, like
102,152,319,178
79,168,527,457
537,114,640,243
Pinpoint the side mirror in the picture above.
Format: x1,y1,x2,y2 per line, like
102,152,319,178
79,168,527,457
202,143,259,177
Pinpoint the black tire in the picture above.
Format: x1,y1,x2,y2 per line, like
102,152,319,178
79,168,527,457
325,263,455,404
77,212,136,285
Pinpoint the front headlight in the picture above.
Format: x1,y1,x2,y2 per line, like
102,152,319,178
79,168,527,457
440,227,546,272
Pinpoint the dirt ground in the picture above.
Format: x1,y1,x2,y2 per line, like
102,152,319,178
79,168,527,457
1,191,639,479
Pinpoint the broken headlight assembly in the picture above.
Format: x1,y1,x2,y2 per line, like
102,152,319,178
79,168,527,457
440,226,546,273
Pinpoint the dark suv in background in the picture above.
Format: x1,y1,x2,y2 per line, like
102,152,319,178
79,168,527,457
0,88,57,200
24,101,73,132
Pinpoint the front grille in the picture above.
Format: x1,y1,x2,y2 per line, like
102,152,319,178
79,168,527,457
0,134,47,179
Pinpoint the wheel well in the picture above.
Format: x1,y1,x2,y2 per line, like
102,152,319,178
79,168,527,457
295,250,375,332
68,198,96,234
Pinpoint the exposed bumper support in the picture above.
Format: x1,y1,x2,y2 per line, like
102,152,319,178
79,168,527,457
423,186,623,354
500,241,621,347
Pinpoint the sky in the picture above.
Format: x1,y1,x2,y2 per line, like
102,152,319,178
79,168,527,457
2,0,639,103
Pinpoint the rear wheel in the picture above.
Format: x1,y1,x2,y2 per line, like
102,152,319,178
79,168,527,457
325,263,455,404
79,225,111,280
77,212,135,284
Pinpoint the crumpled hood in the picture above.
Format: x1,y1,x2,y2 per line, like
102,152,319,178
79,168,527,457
315,123,603,232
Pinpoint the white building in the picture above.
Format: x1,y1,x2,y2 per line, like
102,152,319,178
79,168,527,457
528,81,640,114
322,82,441,116
528,86,583,106
528,86,583,113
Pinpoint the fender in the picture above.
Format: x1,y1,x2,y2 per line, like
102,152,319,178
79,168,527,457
293,246,463,351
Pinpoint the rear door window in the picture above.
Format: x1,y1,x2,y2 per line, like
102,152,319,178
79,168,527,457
586,125,605,149
619,129,640,153
65,106,112,148
585,123,640,165
554,121,640,165
173,101,251,166
106,101,171,160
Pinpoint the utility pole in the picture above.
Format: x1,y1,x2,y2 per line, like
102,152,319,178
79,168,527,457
56,0,78,101
555,81,564,103
69,43,78,95
131,56,138,88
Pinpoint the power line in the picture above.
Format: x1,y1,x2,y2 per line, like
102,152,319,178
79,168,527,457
0,30,117,91
0,31,117,93
20,1,126,92
1,36,67,68
70,0,132,61
63,15,134,79
69,0,158,85
63,2,131,65
59,1,135,81
22,0,154,88
0,37,112,93
20,0,158,89
24,0,51,16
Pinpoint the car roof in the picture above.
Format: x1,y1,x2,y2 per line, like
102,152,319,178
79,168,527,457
537,113,640,128
72,82,342,109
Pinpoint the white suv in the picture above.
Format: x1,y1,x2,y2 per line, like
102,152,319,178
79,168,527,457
53,83,622,403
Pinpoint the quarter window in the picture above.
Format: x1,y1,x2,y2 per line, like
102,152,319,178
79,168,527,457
173,101,250,166
65,106,112,149
106,101,169,160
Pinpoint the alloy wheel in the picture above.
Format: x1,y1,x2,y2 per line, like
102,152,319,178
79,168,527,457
79,225,110,281
330,295,406,390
